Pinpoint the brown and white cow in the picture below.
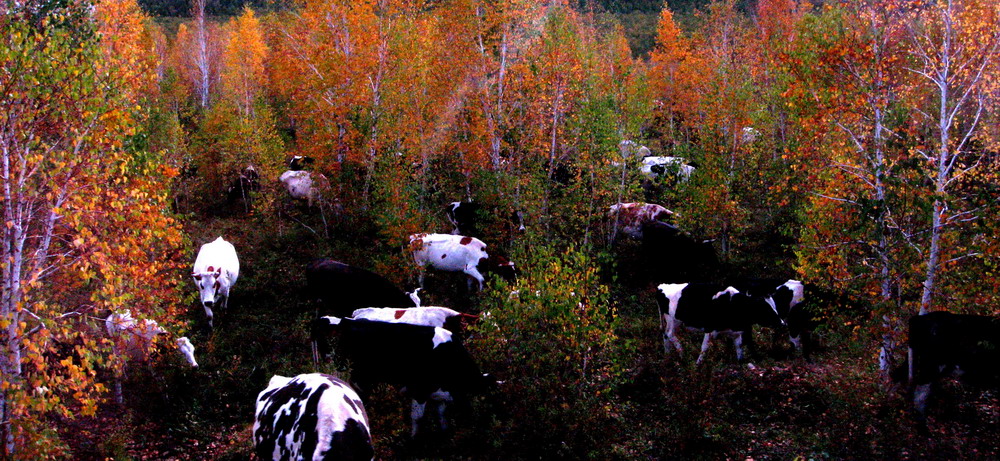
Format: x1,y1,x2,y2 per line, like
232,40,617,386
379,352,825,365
608,202,675,239
410,233,516,291
254,373,374,461
105,310,198,404
350,306,476,332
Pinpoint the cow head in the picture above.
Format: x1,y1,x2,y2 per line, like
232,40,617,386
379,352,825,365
288,155,315,171
482,254,518,284
192,266,226,308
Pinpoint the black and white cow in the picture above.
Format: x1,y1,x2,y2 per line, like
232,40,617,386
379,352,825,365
908,311,1000,421
306,259,418,318
253,373,374,461
445,201,526,238
655,283,783,364
732,279,811,359
312,317,494,437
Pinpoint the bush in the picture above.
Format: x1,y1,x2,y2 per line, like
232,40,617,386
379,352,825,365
469,245,634,458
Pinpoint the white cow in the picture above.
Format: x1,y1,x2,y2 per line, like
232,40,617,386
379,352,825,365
410,233,489,291
351,306,474,331
192,236,240,327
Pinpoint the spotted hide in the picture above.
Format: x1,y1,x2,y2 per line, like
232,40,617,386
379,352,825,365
732,279,811,359
312,317,494,437
410,233,490,291
254,373,373,461
656,283,782,364
608,202,674,239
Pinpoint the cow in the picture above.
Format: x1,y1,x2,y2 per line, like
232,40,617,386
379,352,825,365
730,279,811,358
254,373,374,461
608,202,675,239
445,201,526,238
639,221,721,283
908,311,1000,423
312,316,494,437
410,233,517,292
305,259,418,320
640,156,695,182
279,155,331,208
226,164,261,213
350,306,477,333
445,201,480,236
105,310,198,404
192,236,240,328
655,283,783,364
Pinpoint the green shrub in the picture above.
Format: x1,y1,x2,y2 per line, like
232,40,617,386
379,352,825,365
470,245,633,458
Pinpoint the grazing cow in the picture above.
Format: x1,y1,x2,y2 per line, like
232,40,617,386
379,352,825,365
105,310,198,404
254,373,374,461
640,156,695,182
192,237,240,328
226,164,261,213
410,233,516,291
655,283,782,364
908,311,1000,422
305,259,417,319
608,202,675,239
312,317,494,437
351,306,476,332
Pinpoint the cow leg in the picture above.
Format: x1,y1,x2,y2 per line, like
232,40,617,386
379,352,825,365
733,332,745,361
410,400,426,437
203,305,214,328
913,383,932,419
465,266,485,291
696,333,713,364
663,317,684,355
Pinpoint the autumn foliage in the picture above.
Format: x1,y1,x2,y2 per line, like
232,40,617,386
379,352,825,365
3,0,1000,458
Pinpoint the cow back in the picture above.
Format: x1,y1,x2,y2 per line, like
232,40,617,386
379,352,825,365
254,373,373,461
306,259,414,318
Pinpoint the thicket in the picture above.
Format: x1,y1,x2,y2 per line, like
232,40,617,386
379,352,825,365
3,0,1000,458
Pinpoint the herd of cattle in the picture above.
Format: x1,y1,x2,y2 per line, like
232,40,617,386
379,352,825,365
105,153,998,459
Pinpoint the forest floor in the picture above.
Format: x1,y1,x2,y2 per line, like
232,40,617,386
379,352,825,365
59,209,1000,460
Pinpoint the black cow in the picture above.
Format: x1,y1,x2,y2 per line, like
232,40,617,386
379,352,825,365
908,311,1000,422
254,373,374,461
641,221,721,283
732,279,812,360
655,283,783,363
312,317,494,437
306,259,417,318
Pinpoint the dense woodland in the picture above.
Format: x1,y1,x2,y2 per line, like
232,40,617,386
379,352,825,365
1,0,999,458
